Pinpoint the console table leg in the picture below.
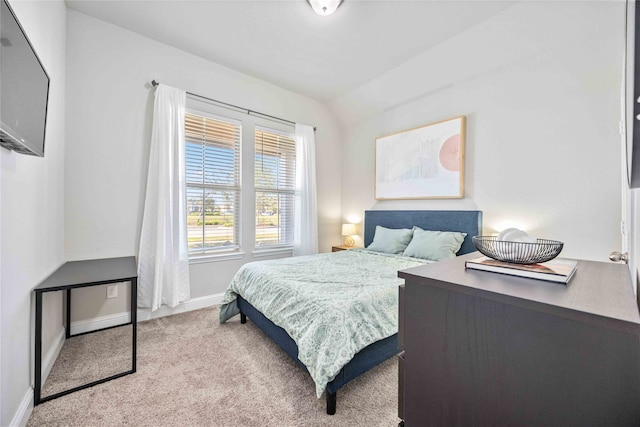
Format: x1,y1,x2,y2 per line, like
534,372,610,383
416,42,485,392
34,291,43,405
65,288,71,338
131,278,137,373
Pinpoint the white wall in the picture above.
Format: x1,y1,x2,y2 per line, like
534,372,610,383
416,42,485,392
0,1,66,425
64,11,342,313
0,1,628,423
335,1,624,262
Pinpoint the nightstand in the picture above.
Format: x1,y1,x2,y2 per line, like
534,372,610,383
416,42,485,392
332,245,360,252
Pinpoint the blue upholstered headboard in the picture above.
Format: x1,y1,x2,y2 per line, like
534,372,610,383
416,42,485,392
364,210,483,256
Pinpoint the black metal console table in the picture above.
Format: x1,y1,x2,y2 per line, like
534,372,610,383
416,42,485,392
34,256,137,405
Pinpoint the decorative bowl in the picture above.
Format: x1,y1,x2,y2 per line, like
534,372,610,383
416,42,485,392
472,236,563,264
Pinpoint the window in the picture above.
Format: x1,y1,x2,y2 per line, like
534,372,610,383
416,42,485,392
185,111,241,256
254,127,296,249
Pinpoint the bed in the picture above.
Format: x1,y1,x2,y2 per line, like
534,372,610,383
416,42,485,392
219,210,482,414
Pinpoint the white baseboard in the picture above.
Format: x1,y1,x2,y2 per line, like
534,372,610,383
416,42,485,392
41,327,65,386
137,293,224,322
69,293,224,334
9,387,33,427
70,311,131,336
14,329,65,427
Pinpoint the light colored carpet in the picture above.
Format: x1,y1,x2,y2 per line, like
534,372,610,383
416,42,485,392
28,306,400,426
41,325,133,398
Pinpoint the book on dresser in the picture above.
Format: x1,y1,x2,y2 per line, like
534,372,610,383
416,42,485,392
465,256,577,284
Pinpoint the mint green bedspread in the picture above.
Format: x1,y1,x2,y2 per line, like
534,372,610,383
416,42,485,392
219,249,429,398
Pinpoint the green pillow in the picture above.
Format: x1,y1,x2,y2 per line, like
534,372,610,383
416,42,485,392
366,226,414,254
402,227,466,261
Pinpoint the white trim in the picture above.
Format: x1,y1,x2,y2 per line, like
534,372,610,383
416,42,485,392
9,387,33,427
189,251,245,264
67,294,225,334
41,327,65,386
137,293,224,322
252,247,293,258
70,312,131,336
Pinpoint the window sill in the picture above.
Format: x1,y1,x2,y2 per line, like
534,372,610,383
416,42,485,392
189,251,246,264
252,247,293,258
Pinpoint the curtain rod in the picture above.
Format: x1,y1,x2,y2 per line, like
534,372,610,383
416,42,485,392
151,80,317,132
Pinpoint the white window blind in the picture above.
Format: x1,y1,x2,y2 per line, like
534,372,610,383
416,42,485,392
185,111,241,255
254,127,296,249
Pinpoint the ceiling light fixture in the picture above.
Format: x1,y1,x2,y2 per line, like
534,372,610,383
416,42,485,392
307,0,343,16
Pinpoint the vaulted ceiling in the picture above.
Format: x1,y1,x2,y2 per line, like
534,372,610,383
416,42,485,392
65,0,513,102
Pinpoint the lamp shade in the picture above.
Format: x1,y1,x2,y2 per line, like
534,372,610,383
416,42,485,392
341,223,356,236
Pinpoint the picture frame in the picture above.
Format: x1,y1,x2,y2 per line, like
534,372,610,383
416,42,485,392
375,116,465,200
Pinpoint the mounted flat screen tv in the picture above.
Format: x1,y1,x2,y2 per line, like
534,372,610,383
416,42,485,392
0,0,50,157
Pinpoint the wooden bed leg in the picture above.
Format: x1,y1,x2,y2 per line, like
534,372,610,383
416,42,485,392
240,313,246,324
326,391,336,415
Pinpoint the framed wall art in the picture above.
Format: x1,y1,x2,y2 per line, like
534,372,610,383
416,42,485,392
375,116,465,200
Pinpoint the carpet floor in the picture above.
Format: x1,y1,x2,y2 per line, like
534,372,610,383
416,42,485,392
28,306,400,426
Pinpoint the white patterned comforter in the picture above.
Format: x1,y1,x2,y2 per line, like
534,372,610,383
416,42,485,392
219,249,429,397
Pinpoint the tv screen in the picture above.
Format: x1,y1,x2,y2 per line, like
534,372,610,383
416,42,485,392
0,0,50,157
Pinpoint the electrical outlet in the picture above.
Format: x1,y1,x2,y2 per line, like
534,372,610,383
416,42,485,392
106,285,118,299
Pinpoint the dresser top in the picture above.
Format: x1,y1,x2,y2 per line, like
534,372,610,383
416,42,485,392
399,252,640,334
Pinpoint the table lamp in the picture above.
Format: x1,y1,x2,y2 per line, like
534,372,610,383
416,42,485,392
341,223,356,247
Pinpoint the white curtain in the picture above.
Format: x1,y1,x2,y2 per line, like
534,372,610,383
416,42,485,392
293,123,318,256
138,84,191,311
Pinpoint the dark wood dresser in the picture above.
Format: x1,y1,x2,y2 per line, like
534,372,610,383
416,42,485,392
398,252,640,426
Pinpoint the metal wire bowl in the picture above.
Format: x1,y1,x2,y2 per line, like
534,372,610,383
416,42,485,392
472,236,564,264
